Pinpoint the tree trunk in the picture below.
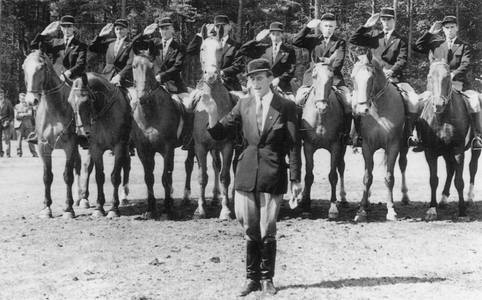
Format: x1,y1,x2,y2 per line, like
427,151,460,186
314,0,322,35
408,0,413,60
237,0,243,41
372,0,376,14
393,0,398,19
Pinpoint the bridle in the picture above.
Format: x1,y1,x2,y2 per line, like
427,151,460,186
132,54,163,103
352,64,390,107
428,62,453,109
25,53,66,96
71,84,119,125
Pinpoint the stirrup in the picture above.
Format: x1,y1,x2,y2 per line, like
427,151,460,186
471,137,482,150
342,134,353,146
407,136,420,147
27,132,38,145
353,136,362,147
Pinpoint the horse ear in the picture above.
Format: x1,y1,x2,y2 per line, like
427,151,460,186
328,49,339,66
217,25,224,41
201,24,208,40
81,73,89,87
366,50,373,62
311,53,320,64
38,41,47,55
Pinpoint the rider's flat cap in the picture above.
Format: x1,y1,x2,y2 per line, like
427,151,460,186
60,15,75,25
246,58,271,76
269,22,284,32
441,16,458,26
114,19,129,28
380,7,395,18
158,17,174,27
214,15,230,25
320,13,336,21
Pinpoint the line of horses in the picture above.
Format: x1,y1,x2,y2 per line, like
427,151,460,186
22,33,479,223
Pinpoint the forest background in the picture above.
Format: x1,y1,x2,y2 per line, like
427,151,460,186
0,0,481,105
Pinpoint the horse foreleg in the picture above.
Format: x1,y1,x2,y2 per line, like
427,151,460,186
38,147,54,218
108,144,128,218
328,144,342,220
338,146,348,207
466,150,480,204
91,148,106,218
384,147,399,221
398,147,410,205
182,147,195,204
453,153,468,221
62,144,78,219
425,151,439,221
355,149,374,222
219,145,234,220
139,148,157,219
72,151,82,207
300,144,315,219
120,153,131,207
194,148,208,219
440,153,454,210
160,145,175,220
211,149,221,204
78,151,94,209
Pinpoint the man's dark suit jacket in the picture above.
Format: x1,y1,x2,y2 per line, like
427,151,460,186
89,35,134,87
293,25,346,86
30,34,87,79
133,35,188,93
414,32,473,90
187,35,244,91
238,40,296,93
349,26,408,82
208,93,302,194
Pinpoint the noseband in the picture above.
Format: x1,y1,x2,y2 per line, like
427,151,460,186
25,54,66,96
71,85,119,125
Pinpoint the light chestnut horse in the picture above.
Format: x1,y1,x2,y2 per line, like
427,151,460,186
417,60,480,221
23,50,81,219
351,53,410,222
298,55,348,219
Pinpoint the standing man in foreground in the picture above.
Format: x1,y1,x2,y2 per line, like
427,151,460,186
201,58,303,297
349,7,419,148
414,16,482,150
0,89,14,158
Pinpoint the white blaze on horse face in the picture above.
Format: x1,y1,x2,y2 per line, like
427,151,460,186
23,56,43,106
312,64,333,114
429,63,451,113
132,56,151,99
201,38,222,83
353,67,372,115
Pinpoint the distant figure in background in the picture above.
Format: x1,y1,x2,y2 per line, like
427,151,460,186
0,89,14,158
14,93,38,157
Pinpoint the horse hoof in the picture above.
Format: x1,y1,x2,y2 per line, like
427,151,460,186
62,211,75,219
183,189,191,201
458,216,470,222
142,212,156,220
425,213,437,221
160,213,171,221
465,200,474,208
107,210,120,218
339,201,350,208
74,199,80,206
301,212,312,219
438,202,448,210
401,195,411,205
354,211,367,222
79,199,90,209
328,203,339,220
92,210,105,218
39,208,53,219
386,213,398,222
120,199,129,207
193,212,205,220
328,212,339,220
219,209,232,220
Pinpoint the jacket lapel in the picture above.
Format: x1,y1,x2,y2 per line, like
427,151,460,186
452,38,462,52
383,32,396,52
262,95,281,136
247,97,261,138
115,39,130,59
64,37,75,56
322,38,334,57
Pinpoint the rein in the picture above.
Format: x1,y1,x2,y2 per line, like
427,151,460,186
357,77,390,107
72,85,120,124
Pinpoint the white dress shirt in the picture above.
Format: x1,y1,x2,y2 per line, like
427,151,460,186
256,91,274,131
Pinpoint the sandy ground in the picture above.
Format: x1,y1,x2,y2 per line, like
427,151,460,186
1,139,481,300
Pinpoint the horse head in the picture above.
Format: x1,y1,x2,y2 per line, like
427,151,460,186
310,52,337,114
132,47,157,104
427,59,452,114
68,73,93,137
200,24,224,84
351,51,387,116
23,49,62,106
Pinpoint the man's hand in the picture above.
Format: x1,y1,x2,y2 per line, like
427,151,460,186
155,74,161,83
143,23,158,36
99,23,114,37
289,181,303,209
364,13,380,28
199,92,219,128
307,19,321,29
41,21,59,36
198,23,216,38
383,69,394,78
110,75,121,86
256,29,270,42
429,21,443,35
271,77,280,87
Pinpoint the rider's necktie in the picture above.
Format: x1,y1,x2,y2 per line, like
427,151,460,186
272,43,278,65
162,40,167,58
114,39,122,56
257,97,264,135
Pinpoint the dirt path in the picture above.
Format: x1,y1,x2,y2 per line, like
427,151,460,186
1,141,481,300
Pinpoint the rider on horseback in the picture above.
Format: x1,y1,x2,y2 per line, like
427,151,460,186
349,7,420,148
294,13,354,146
414,15,482,150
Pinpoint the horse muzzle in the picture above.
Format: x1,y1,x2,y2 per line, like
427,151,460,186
315,99,328,114
25,92,40,106
355,103,370,116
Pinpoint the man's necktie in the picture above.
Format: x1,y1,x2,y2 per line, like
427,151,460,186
114,39,122,56
257,98,263,135
64,38,70,49
384,32,389,43
272,43,278,65
162,40,167,58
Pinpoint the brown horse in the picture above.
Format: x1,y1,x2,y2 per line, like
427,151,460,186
298,57,348,219
23,50,81,219
131,49,195,220
191,25,235,220
417,60,479,221
351,53,410,222
68,73,132,218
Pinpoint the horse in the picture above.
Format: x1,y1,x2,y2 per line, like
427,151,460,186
350,53,410,222
22,49,81,219
190,24,235,220
298,56,348,219
68,73,132,218
417,60,480,221
131,48,195,220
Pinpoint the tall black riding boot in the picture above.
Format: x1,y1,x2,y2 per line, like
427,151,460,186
470,112,482,150
236,240,261,297
342,113,354,145
260,237,277,296
353,115,362,147
182,111,194,150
